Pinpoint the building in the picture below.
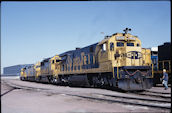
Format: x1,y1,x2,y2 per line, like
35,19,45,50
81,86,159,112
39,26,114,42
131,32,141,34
3,64,33,76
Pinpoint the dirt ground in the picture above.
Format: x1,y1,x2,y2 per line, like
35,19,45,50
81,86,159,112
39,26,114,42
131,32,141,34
1,77,171,113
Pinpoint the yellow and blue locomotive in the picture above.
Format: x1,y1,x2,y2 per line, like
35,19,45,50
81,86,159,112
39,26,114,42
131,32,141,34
20,28,153,91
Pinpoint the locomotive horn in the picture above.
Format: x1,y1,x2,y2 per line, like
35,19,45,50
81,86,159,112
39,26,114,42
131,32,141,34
123,28,131,34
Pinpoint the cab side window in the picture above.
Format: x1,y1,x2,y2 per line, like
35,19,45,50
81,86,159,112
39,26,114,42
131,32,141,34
41,62,44,66
110,42,114,51
52,60,54,64
56,59,60,62
117,42,124,47
127,43,134,46
101,43,107,52
137,43,140,47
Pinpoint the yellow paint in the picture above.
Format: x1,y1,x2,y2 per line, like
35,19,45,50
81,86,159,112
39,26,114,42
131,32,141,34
152,63,154,78
28,32,152,80
34,62,41,78
58,33,151,76
20,68,26,78
117,60,119,79
112,66,115,78
141,48,151,66
49,55,61,78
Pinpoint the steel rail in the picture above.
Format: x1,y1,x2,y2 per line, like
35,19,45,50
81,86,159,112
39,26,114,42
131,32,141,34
3,80,171,110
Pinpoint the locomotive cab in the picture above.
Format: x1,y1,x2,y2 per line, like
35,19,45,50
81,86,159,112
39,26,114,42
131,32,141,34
97,29,153,90
50,55,62,84
34,62,41,81
20,67,26,80
112,33,152,90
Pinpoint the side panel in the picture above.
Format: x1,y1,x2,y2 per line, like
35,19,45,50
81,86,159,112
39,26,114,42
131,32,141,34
40,60,51,75
59,43,112,75
141,48,151,66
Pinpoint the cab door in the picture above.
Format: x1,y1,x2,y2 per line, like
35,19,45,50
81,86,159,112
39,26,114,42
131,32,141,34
98,42,108,62
50,57,61,75
55,59,61,74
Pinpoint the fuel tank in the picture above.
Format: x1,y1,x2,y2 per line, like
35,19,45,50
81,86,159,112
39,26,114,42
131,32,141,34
68,75,90,87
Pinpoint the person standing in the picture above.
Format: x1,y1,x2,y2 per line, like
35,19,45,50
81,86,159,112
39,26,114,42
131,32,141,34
162,69,168,90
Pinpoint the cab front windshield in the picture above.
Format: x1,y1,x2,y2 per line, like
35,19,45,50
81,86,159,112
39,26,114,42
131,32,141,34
109,41,140,51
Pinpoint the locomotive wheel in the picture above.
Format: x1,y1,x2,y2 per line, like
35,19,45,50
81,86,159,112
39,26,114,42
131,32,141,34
35,77,39,82
51,77,57,84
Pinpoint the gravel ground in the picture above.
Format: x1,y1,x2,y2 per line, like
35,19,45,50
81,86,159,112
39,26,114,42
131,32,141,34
1,76,171,113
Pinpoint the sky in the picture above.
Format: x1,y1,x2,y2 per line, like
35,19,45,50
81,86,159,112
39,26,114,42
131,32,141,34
1,1,171,74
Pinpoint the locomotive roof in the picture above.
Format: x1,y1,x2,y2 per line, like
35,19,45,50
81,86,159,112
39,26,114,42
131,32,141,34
59,50,75,57
41,57,51,62
59,42,98,57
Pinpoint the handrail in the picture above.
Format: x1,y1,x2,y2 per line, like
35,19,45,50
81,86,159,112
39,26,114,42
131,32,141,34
125,69,150,76
158,60,171,71
158,60,171,62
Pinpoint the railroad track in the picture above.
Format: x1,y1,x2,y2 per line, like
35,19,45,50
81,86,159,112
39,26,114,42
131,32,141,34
73,94,171,110
144,90,171,95
2,80,171,110
94,93,171,103
129,91,171,99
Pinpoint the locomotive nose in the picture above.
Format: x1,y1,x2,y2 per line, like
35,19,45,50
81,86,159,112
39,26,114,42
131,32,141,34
117,66,152,91
125,51,142,66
